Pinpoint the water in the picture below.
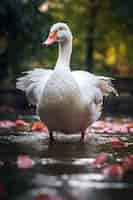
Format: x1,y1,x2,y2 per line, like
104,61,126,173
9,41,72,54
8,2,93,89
0,116,133,199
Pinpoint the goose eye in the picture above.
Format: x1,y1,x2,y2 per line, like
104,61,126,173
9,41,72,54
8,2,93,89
59,27,63,31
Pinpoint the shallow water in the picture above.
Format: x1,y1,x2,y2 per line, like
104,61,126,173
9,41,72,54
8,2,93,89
0,115,133,200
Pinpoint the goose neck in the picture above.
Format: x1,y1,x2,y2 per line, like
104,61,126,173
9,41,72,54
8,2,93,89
55,39,72,70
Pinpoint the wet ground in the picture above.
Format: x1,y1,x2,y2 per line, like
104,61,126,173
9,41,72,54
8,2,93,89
0,115,133,200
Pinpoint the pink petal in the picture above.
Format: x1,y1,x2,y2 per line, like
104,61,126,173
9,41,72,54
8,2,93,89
111,138,124,147
111,124,121,132
122,155,133,171
102,164,124,178
92,153,110,167
32,122,44,131
91,121,106,129
0,120,16,128
103,127,117,134
119,126,129,133
15,120,27,126
42,126,48,132
125,123,133,129
17,155,34,169
129,128,133,133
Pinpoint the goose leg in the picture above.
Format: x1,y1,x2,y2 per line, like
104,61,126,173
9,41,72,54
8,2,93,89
80,131,85,142
49,131,54,142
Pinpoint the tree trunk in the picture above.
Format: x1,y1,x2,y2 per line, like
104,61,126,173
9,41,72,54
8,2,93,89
86,0,99,72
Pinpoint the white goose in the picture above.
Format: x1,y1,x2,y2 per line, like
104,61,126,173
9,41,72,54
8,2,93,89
16,22,117,141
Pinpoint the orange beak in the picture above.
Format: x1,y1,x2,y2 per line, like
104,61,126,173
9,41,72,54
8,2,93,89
42,31,57,46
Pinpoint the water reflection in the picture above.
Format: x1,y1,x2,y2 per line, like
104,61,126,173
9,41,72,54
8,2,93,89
0,117,133,199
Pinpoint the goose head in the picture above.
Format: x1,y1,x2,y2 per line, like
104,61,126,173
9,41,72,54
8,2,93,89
43,22,72,46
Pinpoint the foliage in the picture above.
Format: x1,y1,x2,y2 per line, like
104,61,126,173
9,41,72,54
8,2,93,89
49,0,133,76
49,0,88,70
0,0,133,85
0,0,53,83
93,0,133,76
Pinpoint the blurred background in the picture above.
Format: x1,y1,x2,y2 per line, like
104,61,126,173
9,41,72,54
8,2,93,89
0,0,133,114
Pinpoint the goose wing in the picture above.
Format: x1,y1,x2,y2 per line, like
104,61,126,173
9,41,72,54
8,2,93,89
72,70,118,122
16,68,53,105
72,70,118,97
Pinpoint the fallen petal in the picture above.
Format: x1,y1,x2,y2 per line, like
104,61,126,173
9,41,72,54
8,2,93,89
91,121,106,129
122,155,133,171
111,124,121,132
17,155,34,169
92,153,110,167
103,127,116,134
102,164,124,179
129,128,133,133
119,126,129,133
0,120,16,128
125,123,133,129
32,122,45,131
111,138,125,147
16,120,30,132
15,120,27,126
42,126,48,132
